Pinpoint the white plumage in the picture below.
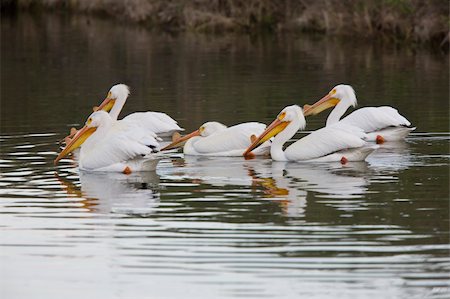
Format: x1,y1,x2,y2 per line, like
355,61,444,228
121,111,181,137
187,122,266,155
339,106,410,131
284,124,369,161
99,84,183,137
305,85,415,142
245,105,377,162
339,106,414,141
56,111,161,172
163,121,271,156
59,84,182,160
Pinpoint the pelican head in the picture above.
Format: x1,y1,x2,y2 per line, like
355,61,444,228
54,111,111,164
303,84,357,116
243,105,305,157
161,121,227,151
199,122,227,136
85,110,112,127
96,84,130,117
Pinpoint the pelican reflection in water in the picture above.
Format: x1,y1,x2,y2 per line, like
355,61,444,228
253,161,371,216
164,156,371,217
56,171,160,216
365,141,414,171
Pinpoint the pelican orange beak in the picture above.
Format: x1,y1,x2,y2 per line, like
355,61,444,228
303,93,340,117
58,127,78,145
54,125,96,165
58,93,115,144
161,129,200,151
243,118,290,157
96,92,116,112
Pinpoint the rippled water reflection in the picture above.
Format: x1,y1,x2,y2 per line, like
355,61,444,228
1,12,449,299
1,132,449,298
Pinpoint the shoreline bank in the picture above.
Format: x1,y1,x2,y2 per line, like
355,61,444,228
2,0,449,49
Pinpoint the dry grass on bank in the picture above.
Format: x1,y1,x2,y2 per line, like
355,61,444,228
2,0,449,47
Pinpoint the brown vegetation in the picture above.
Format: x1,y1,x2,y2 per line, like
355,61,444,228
2,0,449,47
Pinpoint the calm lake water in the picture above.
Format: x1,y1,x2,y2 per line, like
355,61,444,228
1,12,449,299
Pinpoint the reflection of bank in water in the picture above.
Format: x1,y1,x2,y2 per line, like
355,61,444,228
55,171,160,216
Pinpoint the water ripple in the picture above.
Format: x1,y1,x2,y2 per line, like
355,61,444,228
0,133,449,299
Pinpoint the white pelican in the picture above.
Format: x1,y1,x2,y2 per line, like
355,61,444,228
162,121,271,156
63,84,183,144
55,111,161,173
244,105,377,162
96,84,183,136
303,84,415,143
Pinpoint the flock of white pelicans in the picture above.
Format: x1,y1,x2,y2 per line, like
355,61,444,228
54,84,415,174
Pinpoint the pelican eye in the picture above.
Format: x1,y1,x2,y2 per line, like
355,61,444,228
107,91,112,98
330,89,336,96
199,126,205,134
278,111,286,120
87,118,92,125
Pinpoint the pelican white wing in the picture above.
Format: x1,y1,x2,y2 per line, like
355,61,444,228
192,122,266,155
340,106,411,132
80,121,160,171
244,105,377,162
284,125,367,161
304,85,414,142
122,111,183,136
